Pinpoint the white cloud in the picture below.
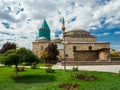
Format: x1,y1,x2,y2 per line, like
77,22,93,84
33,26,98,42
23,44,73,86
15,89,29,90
0,0,120,49
115,31,120,34
97,32,110,36
111,44,120,51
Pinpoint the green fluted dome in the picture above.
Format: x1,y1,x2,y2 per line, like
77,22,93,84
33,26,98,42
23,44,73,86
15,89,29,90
41,20,50,29
38,19,50,40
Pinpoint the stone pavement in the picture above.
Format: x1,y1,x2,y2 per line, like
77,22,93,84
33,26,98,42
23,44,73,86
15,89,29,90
52,63,120,73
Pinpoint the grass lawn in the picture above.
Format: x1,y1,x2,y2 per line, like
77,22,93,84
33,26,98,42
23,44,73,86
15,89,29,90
0,66,120,90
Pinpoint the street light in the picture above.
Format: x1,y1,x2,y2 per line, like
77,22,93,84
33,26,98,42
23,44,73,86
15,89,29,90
62,17,66,72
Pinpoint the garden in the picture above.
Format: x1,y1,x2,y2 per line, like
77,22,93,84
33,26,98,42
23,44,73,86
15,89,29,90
0,66,120,90
0,42,120,90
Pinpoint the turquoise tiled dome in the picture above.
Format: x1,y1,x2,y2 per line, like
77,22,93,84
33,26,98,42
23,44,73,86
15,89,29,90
38,19,50,40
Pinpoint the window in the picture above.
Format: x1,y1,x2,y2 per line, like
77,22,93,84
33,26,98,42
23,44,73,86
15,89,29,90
73,46,76,51
41,46,44,50
89,46,92,51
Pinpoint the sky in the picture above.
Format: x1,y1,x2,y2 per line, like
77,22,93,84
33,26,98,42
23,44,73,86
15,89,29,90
0,0,120,50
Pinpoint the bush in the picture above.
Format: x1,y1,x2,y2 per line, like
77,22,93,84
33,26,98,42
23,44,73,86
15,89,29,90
22,62,31,66
46,68,54,73
31,63,37,69
16,67,25,72
45,64,54,73
111,52,120,57
71,70,96,81
72,66,78,72
118,70,120,76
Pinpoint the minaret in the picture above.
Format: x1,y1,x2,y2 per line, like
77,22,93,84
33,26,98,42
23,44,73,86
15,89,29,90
38,18,50,40
62,18,65,32
62,17,65,38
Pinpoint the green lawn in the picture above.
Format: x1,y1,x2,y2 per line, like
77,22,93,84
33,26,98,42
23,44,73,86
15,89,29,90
0,66,120,90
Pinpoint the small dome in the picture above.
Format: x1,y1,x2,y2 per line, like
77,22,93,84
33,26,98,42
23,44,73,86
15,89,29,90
35,37,50,42
67,29,90,35
38,37,47,40
52,37,63,43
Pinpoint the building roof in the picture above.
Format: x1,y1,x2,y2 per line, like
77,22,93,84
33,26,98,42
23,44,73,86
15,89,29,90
52,38,63,43
40,19,50,30
67,29,90,35
38,18,50,40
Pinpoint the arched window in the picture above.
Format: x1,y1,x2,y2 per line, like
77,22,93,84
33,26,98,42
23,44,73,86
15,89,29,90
89,46,92,51
41,46,44,50
73,46,76,51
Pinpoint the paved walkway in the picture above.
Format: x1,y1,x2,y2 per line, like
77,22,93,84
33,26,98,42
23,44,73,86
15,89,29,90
52,64,120,73
1,63,120,73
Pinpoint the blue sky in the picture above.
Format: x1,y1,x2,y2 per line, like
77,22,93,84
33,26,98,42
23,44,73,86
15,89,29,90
0,0,120,50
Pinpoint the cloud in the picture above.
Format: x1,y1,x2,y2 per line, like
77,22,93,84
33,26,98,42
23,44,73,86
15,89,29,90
97,32,110,36
111,44,120,51
2,22,14,29
0,0,120,50
115,31,120,34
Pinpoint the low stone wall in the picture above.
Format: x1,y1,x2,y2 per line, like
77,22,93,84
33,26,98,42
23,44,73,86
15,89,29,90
74,51,98,61
61,61,120,66
61,58,74,61
111,57,120,61
45,60,58,64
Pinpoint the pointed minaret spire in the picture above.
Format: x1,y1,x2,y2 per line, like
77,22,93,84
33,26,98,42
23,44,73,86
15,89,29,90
62,17,65,32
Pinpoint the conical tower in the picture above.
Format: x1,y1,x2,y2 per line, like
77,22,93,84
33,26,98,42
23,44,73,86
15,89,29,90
38,18,50,40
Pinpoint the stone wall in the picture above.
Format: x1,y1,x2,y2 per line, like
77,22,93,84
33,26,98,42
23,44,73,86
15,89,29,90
98,49,110,60
111,57,120,61
74,51,98,61
64,43,110,59
66,37,96,42
69,43,110,51
32,41,49,56
61,61,120,66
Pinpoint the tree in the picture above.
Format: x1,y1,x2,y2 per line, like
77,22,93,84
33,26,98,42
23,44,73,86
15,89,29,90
0,42,16,54
46,43,59,60
1,47,40,78
111,52,120,57
40,50,50,63
0,50,15,66
1,50,19,77
7,53,19,77
16,47,40,64
41,43,59,63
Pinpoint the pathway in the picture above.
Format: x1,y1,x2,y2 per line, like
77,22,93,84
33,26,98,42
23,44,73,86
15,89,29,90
52,63,120,73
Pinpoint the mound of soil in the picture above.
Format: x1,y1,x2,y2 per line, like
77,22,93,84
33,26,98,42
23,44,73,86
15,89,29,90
59,83,79,89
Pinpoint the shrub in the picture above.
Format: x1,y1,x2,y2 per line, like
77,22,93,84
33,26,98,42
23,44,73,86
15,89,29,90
45,64,54,73
16,67,25,72
111,52,120,57
119,70,120,76
31,63,37,69
46,68,54,73
72,66,78,72
22,62,31,66
71,70,96,81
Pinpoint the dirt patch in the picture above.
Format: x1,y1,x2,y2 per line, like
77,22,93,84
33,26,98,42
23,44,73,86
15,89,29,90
59,83,79,90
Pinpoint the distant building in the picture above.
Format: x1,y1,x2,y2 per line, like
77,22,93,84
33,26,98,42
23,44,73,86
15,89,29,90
32,19,110,63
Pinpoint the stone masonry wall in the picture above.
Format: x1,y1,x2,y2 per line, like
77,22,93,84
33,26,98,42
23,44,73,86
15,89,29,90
32,42,49,57
74,51,98,61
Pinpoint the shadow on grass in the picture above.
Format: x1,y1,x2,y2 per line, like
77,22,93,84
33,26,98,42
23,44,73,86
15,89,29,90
13,75,56,83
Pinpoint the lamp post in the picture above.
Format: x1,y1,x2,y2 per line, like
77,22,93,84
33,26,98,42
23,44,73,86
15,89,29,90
62,18,66,72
